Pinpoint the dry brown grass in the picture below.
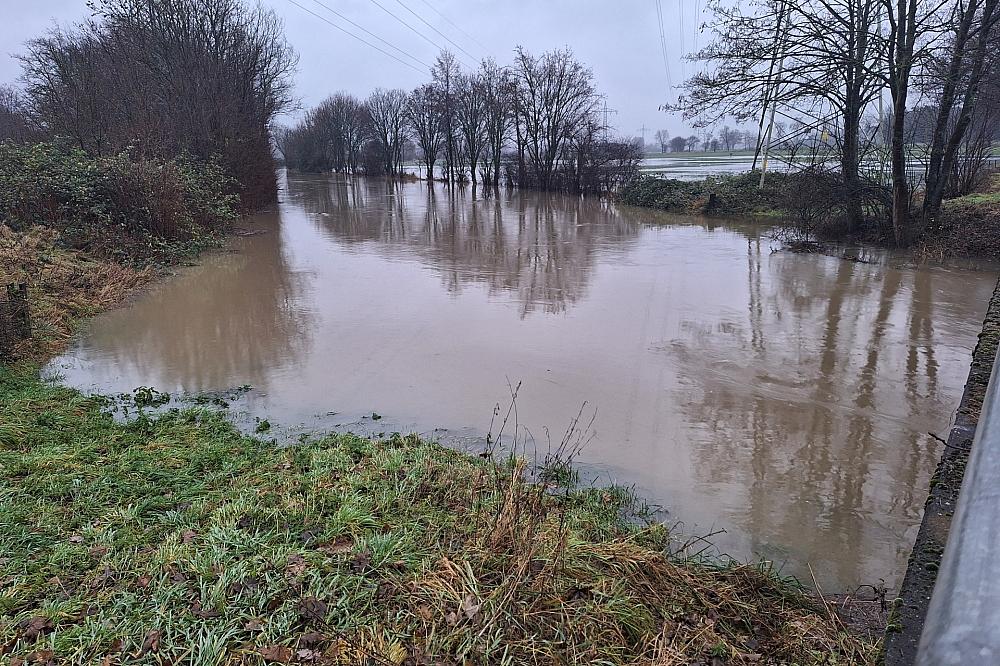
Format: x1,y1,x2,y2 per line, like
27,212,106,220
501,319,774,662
0,224,154,361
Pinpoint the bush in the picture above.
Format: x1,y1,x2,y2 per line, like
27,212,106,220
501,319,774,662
0,141,238,262
619,172,794,217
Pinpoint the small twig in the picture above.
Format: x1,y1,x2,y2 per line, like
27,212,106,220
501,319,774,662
928,431,969,451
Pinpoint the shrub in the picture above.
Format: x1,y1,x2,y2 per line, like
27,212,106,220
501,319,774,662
619,172,793,216
0,141,238,262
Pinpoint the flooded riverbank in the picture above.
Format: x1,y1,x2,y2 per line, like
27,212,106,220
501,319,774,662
47,172,998,591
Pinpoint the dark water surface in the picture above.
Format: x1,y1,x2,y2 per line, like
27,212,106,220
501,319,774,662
48,173,998,591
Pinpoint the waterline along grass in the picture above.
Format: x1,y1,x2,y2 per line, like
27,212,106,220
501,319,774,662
0,370,880,664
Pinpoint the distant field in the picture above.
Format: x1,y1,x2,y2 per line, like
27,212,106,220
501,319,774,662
642,149,760,159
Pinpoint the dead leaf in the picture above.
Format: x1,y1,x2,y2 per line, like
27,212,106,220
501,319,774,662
444,611,458,626
136,575,152,588
68,535,84,544
138,629,161,656
349,551,371,573
257,645,292,663
298,631,325,646
18,616,54,640
298,597,328,623
415,604,432,621
89,546,108,558
285,554,307,577
296,648,319,661
461,594,481,621
181,529,197,544
244,618,265,631
25,649,55,665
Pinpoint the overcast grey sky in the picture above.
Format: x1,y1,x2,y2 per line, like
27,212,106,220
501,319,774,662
0,0,711,138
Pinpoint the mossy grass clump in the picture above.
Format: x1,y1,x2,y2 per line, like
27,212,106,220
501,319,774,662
0,369,880,664
619,172,795,218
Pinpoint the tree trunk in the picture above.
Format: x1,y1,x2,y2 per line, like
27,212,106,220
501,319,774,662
924,0,999,219
841,97,864,232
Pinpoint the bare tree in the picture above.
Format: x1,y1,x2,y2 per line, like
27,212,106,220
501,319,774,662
719,125,740,151
479,59,516,188
365,88,408,177
0,85,33,142
317,93,366,173
921,0,1000,219
654,128,671,152
456,71,488,186
675,0,883,230
431,50,461,183
512,46,600,190
19,0,297,208
406,84,444,181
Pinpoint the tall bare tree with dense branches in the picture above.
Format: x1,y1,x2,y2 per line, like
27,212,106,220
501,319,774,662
405,84,445,181
675,0,883,231
921,0,1000,219
365,88,408,177
19,0,297,208
513,46,600,191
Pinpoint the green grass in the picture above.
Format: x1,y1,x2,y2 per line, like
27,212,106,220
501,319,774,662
0,369,880,664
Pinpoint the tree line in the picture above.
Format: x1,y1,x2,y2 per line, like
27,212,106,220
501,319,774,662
1,0,297,211
674,0,1000,245
277,49,642,196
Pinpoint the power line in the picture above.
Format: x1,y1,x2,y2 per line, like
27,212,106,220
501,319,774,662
307,0,430,69
391,0,481,63
678,0,685,80
364,0,476,67
283,0,427,74
693,0,701,52
655,0,673,100
412,0,492,56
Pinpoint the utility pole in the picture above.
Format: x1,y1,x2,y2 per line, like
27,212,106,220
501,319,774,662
602,100,618,140
758,0,790,188
638,124,648,152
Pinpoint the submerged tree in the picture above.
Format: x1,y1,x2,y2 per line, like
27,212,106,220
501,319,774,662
675,0,883,231
405,84,445,181
512,47,601,190
365,88,408,177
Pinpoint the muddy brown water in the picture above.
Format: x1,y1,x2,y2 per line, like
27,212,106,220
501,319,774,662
48,172,998,591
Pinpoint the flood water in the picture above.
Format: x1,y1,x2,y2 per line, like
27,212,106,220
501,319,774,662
49,172,998,591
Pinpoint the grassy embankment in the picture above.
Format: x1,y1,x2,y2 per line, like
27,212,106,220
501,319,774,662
914,180,1000,261
619,172,793,219
621,171,1000,261
1,143,881,664
0,141,235,361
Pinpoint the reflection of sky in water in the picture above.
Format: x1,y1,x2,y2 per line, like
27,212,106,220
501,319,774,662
47,174,998,592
